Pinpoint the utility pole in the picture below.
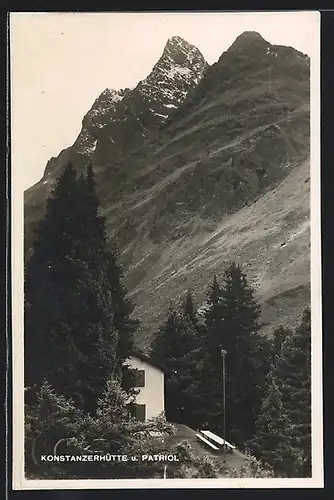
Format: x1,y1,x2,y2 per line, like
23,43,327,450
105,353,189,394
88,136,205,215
221,349,227,459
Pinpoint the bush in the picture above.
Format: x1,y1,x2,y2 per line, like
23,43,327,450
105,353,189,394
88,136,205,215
25,380,219,479
220,454,274,478
167,440,219,478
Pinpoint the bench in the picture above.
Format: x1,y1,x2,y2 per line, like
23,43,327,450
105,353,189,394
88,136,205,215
200,430,236,450
195,433,219,451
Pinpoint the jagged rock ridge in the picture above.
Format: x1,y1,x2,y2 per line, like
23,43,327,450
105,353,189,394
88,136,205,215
42,36,207,179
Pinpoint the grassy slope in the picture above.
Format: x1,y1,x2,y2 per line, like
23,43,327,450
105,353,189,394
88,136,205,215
24,126,310,347
126,158,309,346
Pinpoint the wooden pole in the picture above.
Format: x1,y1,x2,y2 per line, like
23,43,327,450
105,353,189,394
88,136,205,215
221,349,227,460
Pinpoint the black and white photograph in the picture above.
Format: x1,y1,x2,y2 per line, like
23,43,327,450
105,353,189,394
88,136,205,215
10,11,322,489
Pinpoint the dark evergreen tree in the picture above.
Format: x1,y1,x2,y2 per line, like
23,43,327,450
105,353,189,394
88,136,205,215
247,372,294,474
150,309,203,427
183,289,209,352
184,289,198,327
192,350,224,430
271,307,311,477
24,163,137,414
270,325,292,363
189,275,225,430
204,274,221,341
82,165,137,366
204,264,270,446
24,163,93,398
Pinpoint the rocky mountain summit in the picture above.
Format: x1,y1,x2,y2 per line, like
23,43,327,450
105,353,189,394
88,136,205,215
138,35,208,105
42,36,207,179
25,32,310,346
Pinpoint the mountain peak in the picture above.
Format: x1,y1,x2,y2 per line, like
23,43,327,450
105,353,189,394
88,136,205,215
228,31,269,51
166,35,188,46
137,35,207,107
100,87,117,96
26,26,310,343
237,30,266,41
162,35,205,61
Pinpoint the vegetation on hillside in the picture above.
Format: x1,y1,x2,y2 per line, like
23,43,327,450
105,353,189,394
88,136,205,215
24,162,311,479
247,307,311,477
151,279,312,477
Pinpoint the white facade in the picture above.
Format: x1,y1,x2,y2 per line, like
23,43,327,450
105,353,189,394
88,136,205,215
127,355,165,420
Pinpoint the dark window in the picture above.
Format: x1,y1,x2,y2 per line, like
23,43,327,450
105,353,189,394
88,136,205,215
134,404,146,421
134,370,145,387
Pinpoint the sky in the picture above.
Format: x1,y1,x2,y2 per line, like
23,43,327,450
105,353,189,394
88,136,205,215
10,11,320,191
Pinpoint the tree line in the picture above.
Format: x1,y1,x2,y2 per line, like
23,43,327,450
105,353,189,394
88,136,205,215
152,276,311,477
24,163,311,479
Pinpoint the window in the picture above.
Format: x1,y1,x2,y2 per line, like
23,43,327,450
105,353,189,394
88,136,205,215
134,369,145,387
133,404,146,421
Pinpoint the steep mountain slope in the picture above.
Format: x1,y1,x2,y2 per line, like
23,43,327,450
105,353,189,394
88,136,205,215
24,32,310,346
25,35,207,251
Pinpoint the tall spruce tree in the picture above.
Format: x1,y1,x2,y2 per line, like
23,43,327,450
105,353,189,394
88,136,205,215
271,307,312,477
183,289,209,349
270,325,292,364
204,264,270,446
247,372,294,474
190,275,225,431
25,163,137,414
150,309,203,427
184,290,198,327
82,165,137,367
24,163,95,399
193,350,224,430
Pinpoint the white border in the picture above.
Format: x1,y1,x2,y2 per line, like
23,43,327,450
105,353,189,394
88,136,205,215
309,8,323,488
11,11,323,490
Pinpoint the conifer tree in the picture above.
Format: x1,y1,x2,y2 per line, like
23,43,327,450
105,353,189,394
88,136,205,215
183,289,209,350
204,275,221,345
184,289,198,327
247,372,294,473
82,165,137,366
150,309,203,427
24,163,93,395
188,275,225,430
204,264,270,446
271,307,311,477
25,377,219,479
270,325,292,363
192,350,224,430
24,163,137,414
220,263,270,445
